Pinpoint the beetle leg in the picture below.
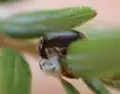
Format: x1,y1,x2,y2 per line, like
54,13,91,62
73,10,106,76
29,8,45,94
37,37,46,68
45,47,50,58
37,37,45,69
39,47,50,69
83,78,110,94
37,37,44,59
39,58,43,69
37,37,43,52
52,46,64,56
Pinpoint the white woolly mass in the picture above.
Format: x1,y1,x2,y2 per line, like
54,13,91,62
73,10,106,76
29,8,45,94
40,56,61,77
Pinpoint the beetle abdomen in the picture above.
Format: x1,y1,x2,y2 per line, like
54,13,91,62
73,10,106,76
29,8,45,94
44,30,85,47
38,29,86,59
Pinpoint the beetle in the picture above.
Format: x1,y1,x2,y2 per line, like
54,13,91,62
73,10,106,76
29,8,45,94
37,29,86,78
37,30,85,59
37,29,86,94
36,29,107,94
37,29,86,77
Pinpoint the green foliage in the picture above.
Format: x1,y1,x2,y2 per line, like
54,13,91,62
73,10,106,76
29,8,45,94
2,6,96,38
65,29,120,78
61,79,80,94
0,48,31,94
0,0,11,2
0,6,97,94
83,78,110,94
62,28,120,93
1,6,118,94
0,0,19,3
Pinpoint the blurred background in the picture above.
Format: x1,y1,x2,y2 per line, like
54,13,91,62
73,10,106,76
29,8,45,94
0,0,120,94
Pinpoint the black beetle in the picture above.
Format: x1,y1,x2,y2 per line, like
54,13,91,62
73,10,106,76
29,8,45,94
37,30,86,78
37,30,86,59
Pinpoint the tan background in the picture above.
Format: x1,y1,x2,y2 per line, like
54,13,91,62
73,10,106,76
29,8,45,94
1,0,120,94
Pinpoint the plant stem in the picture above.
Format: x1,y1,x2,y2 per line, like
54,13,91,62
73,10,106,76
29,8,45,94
0,33,37,55
60,78,80,94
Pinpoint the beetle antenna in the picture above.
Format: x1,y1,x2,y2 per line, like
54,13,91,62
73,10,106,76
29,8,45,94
39,58,43,69
45,47,50,58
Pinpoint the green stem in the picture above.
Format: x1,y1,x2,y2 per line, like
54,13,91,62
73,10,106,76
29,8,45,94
83,78,110,94
60,78,80,94
0,33,37,55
